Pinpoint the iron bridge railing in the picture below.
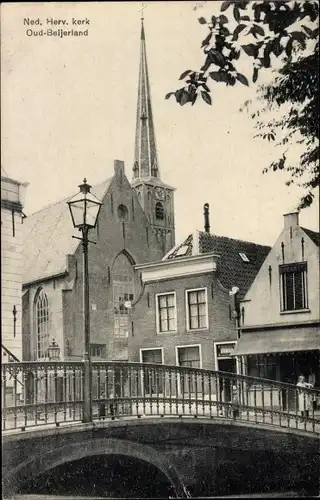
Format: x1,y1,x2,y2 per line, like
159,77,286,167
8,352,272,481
2,361,320,434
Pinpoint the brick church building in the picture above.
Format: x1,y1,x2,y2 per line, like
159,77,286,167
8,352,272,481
22,19,175,363
13,17,319,389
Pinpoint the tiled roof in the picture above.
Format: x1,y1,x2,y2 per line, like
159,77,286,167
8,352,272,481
22,178,112,285
164,231,271,299
301,227,320,247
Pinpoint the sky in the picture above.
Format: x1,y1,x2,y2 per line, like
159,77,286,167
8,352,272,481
1,1,319,246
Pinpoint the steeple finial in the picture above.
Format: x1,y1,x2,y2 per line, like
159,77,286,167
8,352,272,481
140,3,146,39
139,2,147,20
133,9,160,181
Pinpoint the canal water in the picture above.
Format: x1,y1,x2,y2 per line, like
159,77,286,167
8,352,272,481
17,451,319,498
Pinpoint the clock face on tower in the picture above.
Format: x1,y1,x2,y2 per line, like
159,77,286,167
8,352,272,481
155,187,165,200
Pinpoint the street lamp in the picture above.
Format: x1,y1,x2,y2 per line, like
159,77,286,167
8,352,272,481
47,338,61,361
67,179,102,422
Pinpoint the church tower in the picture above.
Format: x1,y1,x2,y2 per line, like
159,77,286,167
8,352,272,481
131,16,175,256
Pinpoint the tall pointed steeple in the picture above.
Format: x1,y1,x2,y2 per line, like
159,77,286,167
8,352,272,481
131,15,176,257
133,16,159,180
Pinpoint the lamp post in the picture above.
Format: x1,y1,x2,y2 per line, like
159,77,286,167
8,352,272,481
43,338,61,412
67,179,102,422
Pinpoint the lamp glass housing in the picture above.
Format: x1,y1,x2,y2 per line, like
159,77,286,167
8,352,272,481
47,339,60,360
68,180,102,229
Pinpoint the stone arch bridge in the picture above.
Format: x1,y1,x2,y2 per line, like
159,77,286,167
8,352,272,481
2,361,320,497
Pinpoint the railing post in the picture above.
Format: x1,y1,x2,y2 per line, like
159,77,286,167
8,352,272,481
2,367,7,430
82,358,92,423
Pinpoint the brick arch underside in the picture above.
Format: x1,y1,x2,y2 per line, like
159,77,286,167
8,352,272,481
4,438,187,497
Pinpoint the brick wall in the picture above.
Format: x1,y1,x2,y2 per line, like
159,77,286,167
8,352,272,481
129,272,237,369
66,168,164,359
23,165,165,361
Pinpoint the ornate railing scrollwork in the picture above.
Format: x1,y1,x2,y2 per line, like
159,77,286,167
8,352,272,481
2,361,320,434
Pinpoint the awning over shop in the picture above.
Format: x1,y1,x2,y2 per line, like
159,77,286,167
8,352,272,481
232,327,320,356
112,348,128,361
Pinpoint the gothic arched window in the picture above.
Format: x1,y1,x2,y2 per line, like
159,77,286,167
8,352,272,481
35,288,50,359
112,252,135,338
155,202,164,220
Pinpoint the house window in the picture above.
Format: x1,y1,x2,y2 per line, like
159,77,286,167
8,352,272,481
141,348,164,394
247,355,277,381
177,345,201,394
141,348,163,364
177,345,201,368
112,252,135,338
279,262,308,311
186,288,208,330
90,344,105,358
155,202,164,220
157,292,176,333
35,289,50,359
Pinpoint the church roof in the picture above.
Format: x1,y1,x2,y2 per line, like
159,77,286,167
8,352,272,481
163,231,271,299
22,178,112,285
301,227,320,247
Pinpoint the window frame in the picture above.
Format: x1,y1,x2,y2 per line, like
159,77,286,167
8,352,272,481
279,262,308,312
239,252,250,262
175,344,202,369
213,341,239,373
175,344,202,395
247,354,279,382
112,252,135,339
139,347,165,365
117,204,128,221
185,287,209,332
90,344,105,358
139,347,164,396
155,201,164,221
35,288,50,360
155,291,177,334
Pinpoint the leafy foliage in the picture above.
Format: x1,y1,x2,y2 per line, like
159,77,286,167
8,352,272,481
167,0,319,208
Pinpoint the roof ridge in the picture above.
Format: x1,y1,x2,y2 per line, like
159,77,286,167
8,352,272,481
199,230,271,249
26,176,113,217
301,226,320,247
301,226,320,235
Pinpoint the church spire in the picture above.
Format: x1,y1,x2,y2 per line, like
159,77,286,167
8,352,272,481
133,16,159,180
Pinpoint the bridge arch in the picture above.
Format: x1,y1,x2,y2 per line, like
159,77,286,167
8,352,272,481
5,437,187,497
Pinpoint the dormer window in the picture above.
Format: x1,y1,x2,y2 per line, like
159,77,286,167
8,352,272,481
175,245,189,257
279,262,308,311
239,252,250,262
155,202,164,220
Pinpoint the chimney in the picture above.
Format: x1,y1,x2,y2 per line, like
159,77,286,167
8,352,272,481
283,211,299,230
114,159,125,176
204,203,210,233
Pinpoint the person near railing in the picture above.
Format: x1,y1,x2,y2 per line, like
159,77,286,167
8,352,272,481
109,390,116,419
98,389,106,418
231,384,240,419
296,375,313,417
308,371,318,411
